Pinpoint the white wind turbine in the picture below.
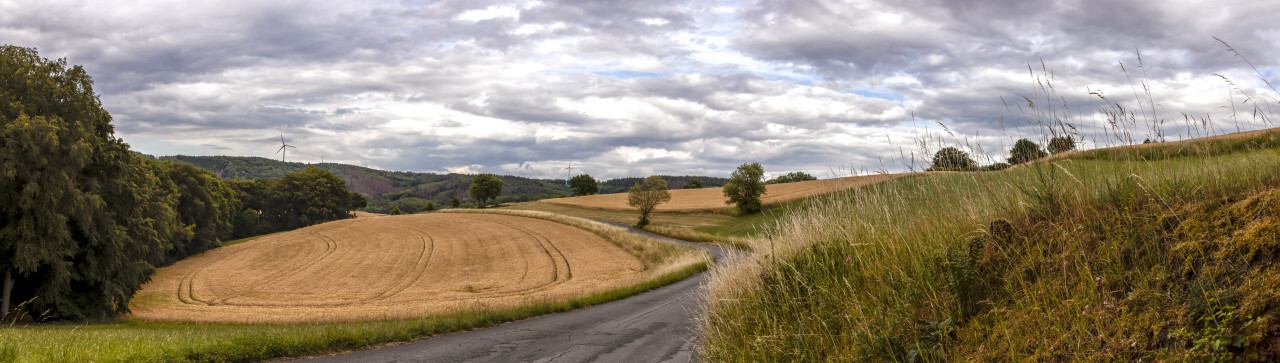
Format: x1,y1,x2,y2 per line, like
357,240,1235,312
563,161,576,186
276,134,296,162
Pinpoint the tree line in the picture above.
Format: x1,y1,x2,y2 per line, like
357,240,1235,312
0,46,357,320
928,136,1076,172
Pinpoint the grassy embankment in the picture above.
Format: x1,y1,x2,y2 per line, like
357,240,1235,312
698,127,1280,361
0,210,709,362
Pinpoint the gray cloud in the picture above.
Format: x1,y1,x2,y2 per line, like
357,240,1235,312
4,0,1277,180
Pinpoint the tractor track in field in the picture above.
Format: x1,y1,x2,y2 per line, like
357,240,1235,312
303,222,729,363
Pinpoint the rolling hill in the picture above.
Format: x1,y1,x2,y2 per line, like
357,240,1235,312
154,155,733,213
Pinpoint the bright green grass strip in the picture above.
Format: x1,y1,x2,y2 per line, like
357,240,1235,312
0,261,707,363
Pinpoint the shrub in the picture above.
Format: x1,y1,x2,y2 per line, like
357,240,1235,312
450,197,461,208
982,162,1011,171
389,206,402,215
422,202,435,212
766,171,818,184
684,179,703,189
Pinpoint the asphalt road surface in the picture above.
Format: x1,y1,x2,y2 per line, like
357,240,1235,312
304,225,728,363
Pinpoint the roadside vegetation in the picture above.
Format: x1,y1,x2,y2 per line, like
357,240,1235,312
699,47,1280,360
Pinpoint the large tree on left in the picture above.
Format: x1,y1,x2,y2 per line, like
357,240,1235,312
0,45,176,319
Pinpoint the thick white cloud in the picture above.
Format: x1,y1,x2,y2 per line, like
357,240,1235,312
3,0,1277,180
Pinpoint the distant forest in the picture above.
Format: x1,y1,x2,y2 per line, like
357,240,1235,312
157,155,730,213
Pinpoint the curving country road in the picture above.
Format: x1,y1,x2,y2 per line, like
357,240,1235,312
303,224,728,363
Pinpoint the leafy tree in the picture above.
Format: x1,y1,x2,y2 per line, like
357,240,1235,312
225,167,353,236
422,201,435,212
569,174,599,196
627,176,671,227
155,161,240,263
929,147,977,171
468,174,503,207
349,191,367,209
684,179,703,189
450,197,461,208
723,162,767,214
766,171,818,184
0,45,179,319
226,178,273,238
1047,135,1076,154
1007,139,1048,164
389,206,403,215
268,166,352,230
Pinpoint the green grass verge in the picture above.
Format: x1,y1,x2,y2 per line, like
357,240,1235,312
0,261,707,362
699,129,1280,361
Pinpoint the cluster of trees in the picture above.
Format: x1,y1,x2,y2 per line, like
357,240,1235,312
224,166,357,236
600,176,727,193
0,46,356,320
766,171,817,184
929,136,1076,172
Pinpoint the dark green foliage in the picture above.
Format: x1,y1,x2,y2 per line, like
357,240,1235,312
226,167,355,237
0,45,178,319
349,192,367,209
1047,135,1076,154
162,155,572,212
450,197,461,208
0,46,363,320
270,167,351,229
684,179,703,189
627,176,671,227
724,162,767,214
766,171,818,184
601,175,728,194
930,147,977,171
981,162,1011,171
422,202,435,212
569,174,599,196
389,206,402,215
1007,139,1048,164
154,161,240,263
468,174,503,207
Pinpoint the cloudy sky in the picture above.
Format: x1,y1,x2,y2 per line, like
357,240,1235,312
4,0,1278,180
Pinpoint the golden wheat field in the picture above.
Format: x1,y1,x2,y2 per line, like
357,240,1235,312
545,173,906,211
128,213,648,324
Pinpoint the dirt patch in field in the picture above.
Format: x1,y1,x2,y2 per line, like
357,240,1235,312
544,173,906,212
129,213,645,324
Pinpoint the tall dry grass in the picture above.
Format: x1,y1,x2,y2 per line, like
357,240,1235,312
699,41,1280,361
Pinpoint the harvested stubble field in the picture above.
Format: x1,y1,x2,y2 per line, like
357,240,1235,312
130,213,654,324
545,173,907,212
